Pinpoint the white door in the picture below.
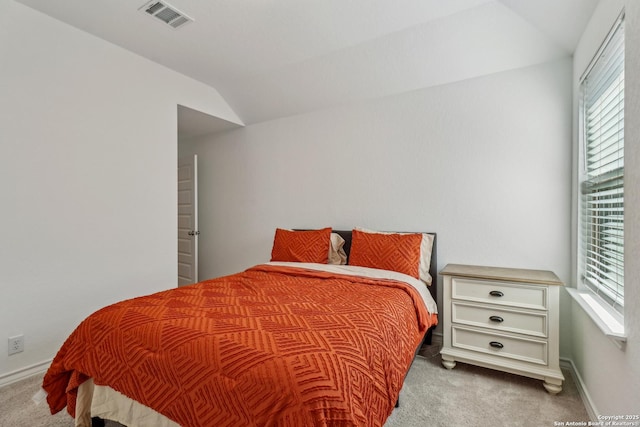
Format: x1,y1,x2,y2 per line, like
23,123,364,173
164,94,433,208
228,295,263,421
178,155,198,286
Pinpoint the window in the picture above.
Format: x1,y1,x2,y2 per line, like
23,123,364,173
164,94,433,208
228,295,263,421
579,14,625,315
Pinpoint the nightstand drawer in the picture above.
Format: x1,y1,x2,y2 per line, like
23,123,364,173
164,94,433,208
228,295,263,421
452,326,548,365
452,302,547,337
452,277,547,310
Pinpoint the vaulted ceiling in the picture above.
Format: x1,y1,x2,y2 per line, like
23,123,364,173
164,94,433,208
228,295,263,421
17,0,599,129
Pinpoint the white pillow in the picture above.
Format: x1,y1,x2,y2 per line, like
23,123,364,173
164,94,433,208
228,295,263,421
329,233,348,265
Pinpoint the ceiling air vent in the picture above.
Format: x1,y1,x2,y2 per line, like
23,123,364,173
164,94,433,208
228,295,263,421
139,1,194,29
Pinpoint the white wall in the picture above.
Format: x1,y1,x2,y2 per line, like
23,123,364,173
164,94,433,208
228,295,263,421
0,1,240,381
570,0,640,416
179,58,573,350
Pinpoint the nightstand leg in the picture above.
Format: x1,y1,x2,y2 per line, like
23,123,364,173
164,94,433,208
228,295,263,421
441,357,456,370
543,379,563,394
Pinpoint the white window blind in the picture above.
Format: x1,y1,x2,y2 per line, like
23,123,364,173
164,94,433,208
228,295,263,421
580,15,625,314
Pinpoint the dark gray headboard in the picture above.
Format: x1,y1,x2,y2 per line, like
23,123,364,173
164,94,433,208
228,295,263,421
331,230,437,304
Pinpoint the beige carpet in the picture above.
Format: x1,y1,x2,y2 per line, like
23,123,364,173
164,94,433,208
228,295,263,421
386,344,590,426
0,343,589,426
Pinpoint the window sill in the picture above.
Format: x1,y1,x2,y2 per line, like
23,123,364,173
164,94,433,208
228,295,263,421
566,287,627,350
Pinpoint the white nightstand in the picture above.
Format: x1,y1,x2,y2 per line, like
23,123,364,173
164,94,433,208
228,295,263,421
439,264,564,394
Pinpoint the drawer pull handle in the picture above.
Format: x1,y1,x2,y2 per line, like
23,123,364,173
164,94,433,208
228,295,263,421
489,316,504,323
489,341,504,349
489,290,504,297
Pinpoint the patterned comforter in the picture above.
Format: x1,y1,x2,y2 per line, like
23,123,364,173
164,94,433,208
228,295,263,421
43,264,436,426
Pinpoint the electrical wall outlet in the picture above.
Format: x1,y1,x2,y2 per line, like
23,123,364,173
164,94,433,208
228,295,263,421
8,335,24,356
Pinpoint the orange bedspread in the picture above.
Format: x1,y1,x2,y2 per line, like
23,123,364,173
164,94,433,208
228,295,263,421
43,265,437,427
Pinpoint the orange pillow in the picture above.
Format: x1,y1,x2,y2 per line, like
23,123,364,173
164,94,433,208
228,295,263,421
270,228,332,263
349,229,422,278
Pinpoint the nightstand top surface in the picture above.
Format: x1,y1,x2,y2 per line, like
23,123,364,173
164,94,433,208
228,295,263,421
439,263,563,286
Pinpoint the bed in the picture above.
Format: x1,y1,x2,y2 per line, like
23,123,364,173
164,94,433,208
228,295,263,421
43,228,438,427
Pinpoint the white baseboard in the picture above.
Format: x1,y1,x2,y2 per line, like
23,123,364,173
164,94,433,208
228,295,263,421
560,357,598,421
0,359,51,388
